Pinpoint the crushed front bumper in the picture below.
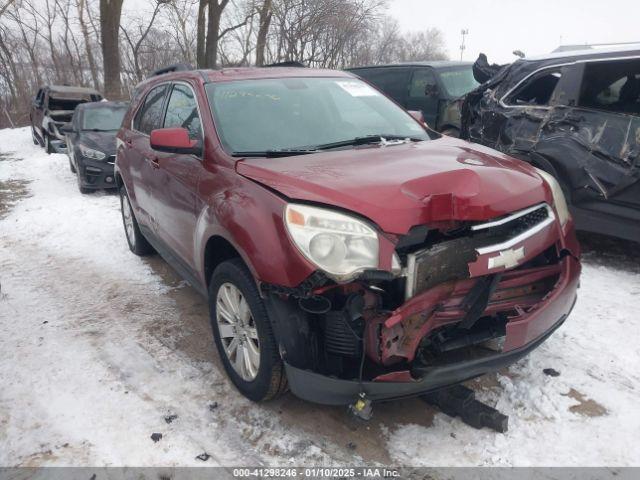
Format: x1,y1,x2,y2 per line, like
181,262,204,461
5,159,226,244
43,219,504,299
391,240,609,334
285,254,579,405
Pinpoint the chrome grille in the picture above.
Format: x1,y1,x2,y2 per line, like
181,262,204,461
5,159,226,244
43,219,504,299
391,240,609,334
404,203,556,299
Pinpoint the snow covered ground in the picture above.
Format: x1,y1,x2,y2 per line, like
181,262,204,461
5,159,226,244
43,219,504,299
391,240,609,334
0,126,639,467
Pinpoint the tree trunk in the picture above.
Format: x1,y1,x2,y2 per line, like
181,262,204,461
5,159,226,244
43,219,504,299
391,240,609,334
255,0,272,66
196,0,207,68
100,0,124,99
78,0,100,90
204,0,228,68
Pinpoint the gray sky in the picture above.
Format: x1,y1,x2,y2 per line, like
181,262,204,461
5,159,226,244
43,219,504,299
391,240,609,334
387,0,639,63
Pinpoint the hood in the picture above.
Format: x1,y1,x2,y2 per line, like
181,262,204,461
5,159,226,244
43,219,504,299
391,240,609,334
236,137,550,235
77,131,118,156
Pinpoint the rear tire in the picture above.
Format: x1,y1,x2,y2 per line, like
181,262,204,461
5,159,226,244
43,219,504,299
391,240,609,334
119,186,154,256
209,259,287,402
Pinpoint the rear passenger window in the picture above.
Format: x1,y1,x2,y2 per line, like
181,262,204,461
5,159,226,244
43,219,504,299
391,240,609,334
506,68,562,106
134,84,169,134
354,68,410,101
163,84,202,140
578,59,640,115
409,68,438,98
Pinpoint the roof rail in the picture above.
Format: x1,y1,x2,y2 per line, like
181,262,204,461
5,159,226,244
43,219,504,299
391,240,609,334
263,61,306,68
150,63,194,77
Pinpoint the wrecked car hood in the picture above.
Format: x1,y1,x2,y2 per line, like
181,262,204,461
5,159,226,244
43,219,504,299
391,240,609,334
236,137,549,234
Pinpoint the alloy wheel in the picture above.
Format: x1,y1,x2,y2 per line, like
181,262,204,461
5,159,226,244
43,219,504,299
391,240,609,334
121,195,136,248
216,282,260,381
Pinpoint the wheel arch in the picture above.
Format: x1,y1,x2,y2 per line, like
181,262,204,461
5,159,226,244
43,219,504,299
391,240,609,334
203,235,245,288
527,151,573,202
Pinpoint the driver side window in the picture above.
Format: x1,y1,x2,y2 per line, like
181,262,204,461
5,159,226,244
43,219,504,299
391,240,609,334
163,83,202,141
506,68,563,106
134,84,169,135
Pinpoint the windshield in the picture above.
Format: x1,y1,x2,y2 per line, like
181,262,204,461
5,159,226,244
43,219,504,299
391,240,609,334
438,66,479,98
205,77,431,153
82,106,127,131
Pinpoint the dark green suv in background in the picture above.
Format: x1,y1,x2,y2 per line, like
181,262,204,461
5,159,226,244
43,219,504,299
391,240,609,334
347,61,478,136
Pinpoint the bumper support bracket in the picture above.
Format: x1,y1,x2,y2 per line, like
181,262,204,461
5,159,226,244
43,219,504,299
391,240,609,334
421,384,508,433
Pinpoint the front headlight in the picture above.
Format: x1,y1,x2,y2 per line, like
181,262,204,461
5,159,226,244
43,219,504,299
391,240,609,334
284,204,379,280
535,168,570,227
78,144,106,160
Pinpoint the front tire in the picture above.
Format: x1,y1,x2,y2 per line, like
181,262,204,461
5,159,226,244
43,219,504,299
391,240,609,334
31,126,40,145
44,133,54,154
119,186,154,256
77,172,91,194
209,259,287,402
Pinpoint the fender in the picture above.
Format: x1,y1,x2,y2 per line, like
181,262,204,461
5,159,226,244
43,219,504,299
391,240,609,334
194,171,317,290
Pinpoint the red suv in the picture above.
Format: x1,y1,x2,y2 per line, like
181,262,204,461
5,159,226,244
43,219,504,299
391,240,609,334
115,66,581,406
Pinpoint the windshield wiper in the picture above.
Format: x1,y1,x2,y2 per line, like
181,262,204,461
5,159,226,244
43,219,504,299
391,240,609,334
231,149,319,158
311,134,424,151
231,135,424,158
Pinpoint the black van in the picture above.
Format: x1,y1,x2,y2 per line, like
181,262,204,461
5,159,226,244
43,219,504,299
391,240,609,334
347,61,479,135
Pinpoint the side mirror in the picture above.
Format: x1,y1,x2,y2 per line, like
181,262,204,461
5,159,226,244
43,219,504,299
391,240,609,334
150,127,201,156
408,110,425,124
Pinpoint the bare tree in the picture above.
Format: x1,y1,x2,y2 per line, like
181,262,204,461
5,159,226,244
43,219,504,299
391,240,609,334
77,0,100,89
197,0,254,68
164,0,198,65
120,0,168,83
100,0,124,98
254,0,271,66
0,0,447,128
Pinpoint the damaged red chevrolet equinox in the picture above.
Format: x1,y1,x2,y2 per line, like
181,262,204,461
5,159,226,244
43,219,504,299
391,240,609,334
115,66,581,406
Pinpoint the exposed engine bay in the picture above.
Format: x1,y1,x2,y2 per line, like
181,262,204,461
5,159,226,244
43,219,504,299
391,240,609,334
263,203,572,389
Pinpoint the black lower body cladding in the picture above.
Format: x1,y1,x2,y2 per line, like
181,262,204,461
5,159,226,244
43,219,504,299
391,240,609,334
77,157,117,190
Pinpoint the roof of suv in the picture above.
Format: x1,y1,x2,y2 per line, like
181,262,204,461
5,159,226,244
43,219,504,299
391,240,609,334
137,66,354,90
46,85,103,96
348,61,473,70
520,45,640,65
